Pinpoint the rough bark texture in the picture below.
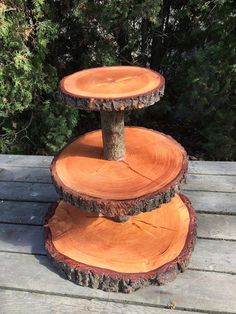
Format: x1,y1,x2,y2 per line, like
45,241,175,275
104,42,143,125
51,175,186,218
100,111,125,160
44,194,197,293
50,128,188,218
59,84,165,112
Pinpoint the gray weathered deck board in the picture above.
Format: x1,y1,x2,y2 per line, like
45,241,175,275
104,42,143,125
0,251,236,313
197,214,236,240
185,174,236,193
1,183,236,216
188,161,236,175
0,154,236,313
0,182,57,202
1,193,236,229
0,155,53,168
184,190,236,215
1,154,236,175
0,223,235,274
0,201,49,225
0,289,198,314
1,165,236,193
0,166,51,183
1,211,236,242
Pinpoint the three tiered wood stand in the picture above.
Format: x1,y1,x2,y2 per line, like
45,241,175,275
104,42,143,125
44,66,197,293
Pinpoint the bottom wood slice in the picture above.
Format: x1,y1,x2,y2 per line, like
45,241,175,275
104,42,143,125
44,194,196,293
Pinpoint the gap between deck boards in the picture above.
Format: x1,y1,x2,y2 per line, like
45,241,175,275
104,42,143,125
0,286,231,314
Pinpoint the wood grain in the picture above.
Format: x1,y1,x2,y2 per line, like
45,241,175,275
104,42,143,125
1,224,235,274
46,195,193,273
61,66,164,99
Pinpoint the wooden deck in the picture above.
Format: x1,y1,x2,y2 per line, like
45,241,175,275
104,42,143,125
0,154,236,313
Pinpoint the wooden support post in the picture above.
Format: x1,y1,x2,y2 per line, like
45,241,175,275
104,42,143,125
100,111,125,161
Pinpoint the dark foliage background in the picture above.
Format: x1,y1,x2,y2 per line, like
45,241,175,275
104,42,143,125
0,0,235,159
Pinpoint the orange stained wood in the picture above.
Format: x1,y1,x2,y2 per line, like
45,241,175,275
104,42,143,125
53,127,186,200
60,66,164,99
48,194,190,273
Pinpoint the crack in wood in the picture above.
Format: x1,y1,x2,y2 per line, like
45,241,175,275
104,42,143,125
121,160,153,182
135,219,177,232
131,222,158,239
95,76,140,87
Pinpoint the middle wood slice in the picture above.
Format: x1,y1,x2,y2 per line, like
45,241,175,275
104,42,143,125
51,126,187,219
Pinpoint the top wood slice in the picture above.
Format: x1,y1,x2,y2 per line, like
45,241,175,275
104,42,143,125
59,66,165,111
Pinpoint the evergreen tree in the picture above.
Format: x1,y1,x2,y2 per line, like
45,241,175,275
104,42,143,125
0,0,235,159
